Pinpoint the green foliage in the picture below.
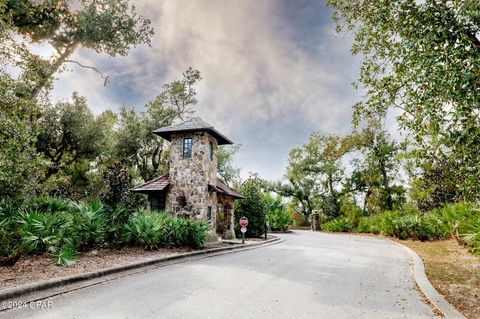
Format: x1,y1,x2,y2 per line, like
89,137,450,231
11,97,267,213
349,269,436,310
0,199,24,265
263,193,293,231
54,244,77,267
36,93,115,180
0,74,44,198
163,216,209,249
101,162,145,212
340,196,363,229
123,210,208,249
271,133,353,223
5,0,154,99
29,196,72,214
122,209,162,249
71,200,107,250
1,197,210,267
235,177,266,237
344,121,405,214
115,68,202,181
266,208,294,232
18,209,71,253
322,217,353,232
217,145,241,186
328,0,480,201
329,202,480,255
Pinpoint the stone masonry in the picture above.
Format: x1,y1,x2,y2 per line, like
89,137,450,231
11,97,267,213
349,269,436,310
167,131,218,227
131,116,244,240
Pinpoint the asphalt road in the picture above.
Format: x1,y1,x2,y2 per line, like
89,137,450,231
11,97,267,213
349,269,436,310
1,231,438,319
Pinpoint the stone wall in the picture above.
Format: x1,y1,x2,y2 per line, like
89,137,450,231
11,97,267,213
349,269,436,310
218,194,235,239
166,131,219,229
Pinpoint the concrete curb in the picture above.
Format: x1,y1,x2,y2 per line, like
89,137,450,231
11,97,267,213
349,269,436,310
390,240,466,319
0,237,282,303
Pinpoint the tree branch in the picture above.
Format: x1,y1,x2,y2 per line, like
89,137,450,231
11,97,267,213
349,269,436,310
64,60,110,86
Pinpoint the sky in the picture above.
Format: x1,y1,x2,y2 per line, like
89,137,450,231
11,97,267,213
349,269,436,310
49,0,366,181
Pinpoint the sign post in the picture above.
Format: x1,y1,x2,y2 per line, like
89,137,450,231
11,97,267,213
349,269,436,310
239,217,248,244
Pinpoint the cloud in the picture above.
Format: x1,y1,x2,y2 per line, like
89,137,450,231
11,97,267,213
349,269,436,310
50,0,363,181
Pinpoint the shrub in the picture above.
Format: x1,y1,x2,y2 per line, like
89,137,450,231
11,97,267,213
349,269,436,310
123,210,162,249
18,209,71,253
328,202,480,254
267,208,294,231
234,178,266,237
54,244,77,267
163,216,209,248
71,200,107,250
122,210,209,249
103,206,132,247
389,215,431,240
340,196,363,229
29,197,72,215
0,199,25,266
322,217,353,232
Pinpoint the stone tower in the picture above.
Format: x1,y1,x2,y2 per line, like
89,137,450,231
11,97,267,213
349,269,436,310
155,117,231,220
131,116,244,239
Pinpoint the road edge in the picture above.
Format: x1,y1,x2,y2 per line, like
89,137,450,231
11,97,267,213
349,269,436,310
0,237,282,303
389,240,466,319
304,230,466,319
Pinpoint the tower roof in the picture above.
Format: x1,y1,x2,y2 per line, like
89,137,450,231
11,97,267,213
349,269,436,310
153,116,233,145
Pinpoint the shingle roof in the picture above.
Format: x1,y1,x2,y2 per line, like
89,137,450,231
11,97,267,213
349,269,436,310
130,174,170,192
153,116,233,145
214,178,245,199
130,174,245,199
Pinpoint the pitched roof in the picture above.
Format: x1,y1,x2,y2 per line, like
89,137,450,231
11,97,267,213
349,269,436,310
153,116,233,145
214,178,245,199
130,174,170,192
130,175,245,199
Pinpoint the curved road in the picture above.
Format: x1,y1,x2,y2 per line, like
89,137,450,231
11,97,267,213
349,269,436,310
1,231,438,319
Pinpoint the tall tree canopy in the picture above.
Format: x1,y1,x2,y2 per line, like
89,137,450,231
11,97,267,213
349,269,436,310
36,93,116,179
217,144,241,187
272,133,352,222
115,68,202,181
2,0,154,99
345,121,404,214
328,0,480,202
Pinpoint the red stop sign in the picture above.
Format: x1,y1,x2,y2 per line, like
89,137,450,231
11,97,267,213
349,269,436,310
239,217,248,227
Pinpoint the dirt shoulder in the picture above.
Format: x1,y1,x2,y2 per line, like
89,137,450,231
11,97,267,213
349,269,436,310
399,239,480,319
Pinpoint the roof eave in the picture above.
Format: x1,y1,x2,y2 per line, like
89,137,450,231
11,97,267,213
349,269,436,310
153,128,233,145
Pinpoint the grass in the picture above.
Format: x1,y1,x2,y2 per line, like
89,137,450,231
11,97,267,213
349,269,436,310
400,239,480,319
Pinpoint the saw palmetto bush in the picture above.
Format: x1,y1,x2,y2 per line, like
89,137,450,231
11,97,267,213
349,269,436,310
71,199,107,250
122,209,162,249
1,197,210,267
18,209,71,254
166,217,209,249
326,202,480,255
122,210,208,249
29,197,73,215
430,203,480,254
0,199,25,266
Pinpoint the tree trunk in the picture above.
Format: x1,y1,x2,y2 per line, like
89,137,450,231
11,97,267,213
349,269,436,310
31,42,79,100
379,159,393,210
151,141,163,177
328,173,340,214
363,188,372,215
